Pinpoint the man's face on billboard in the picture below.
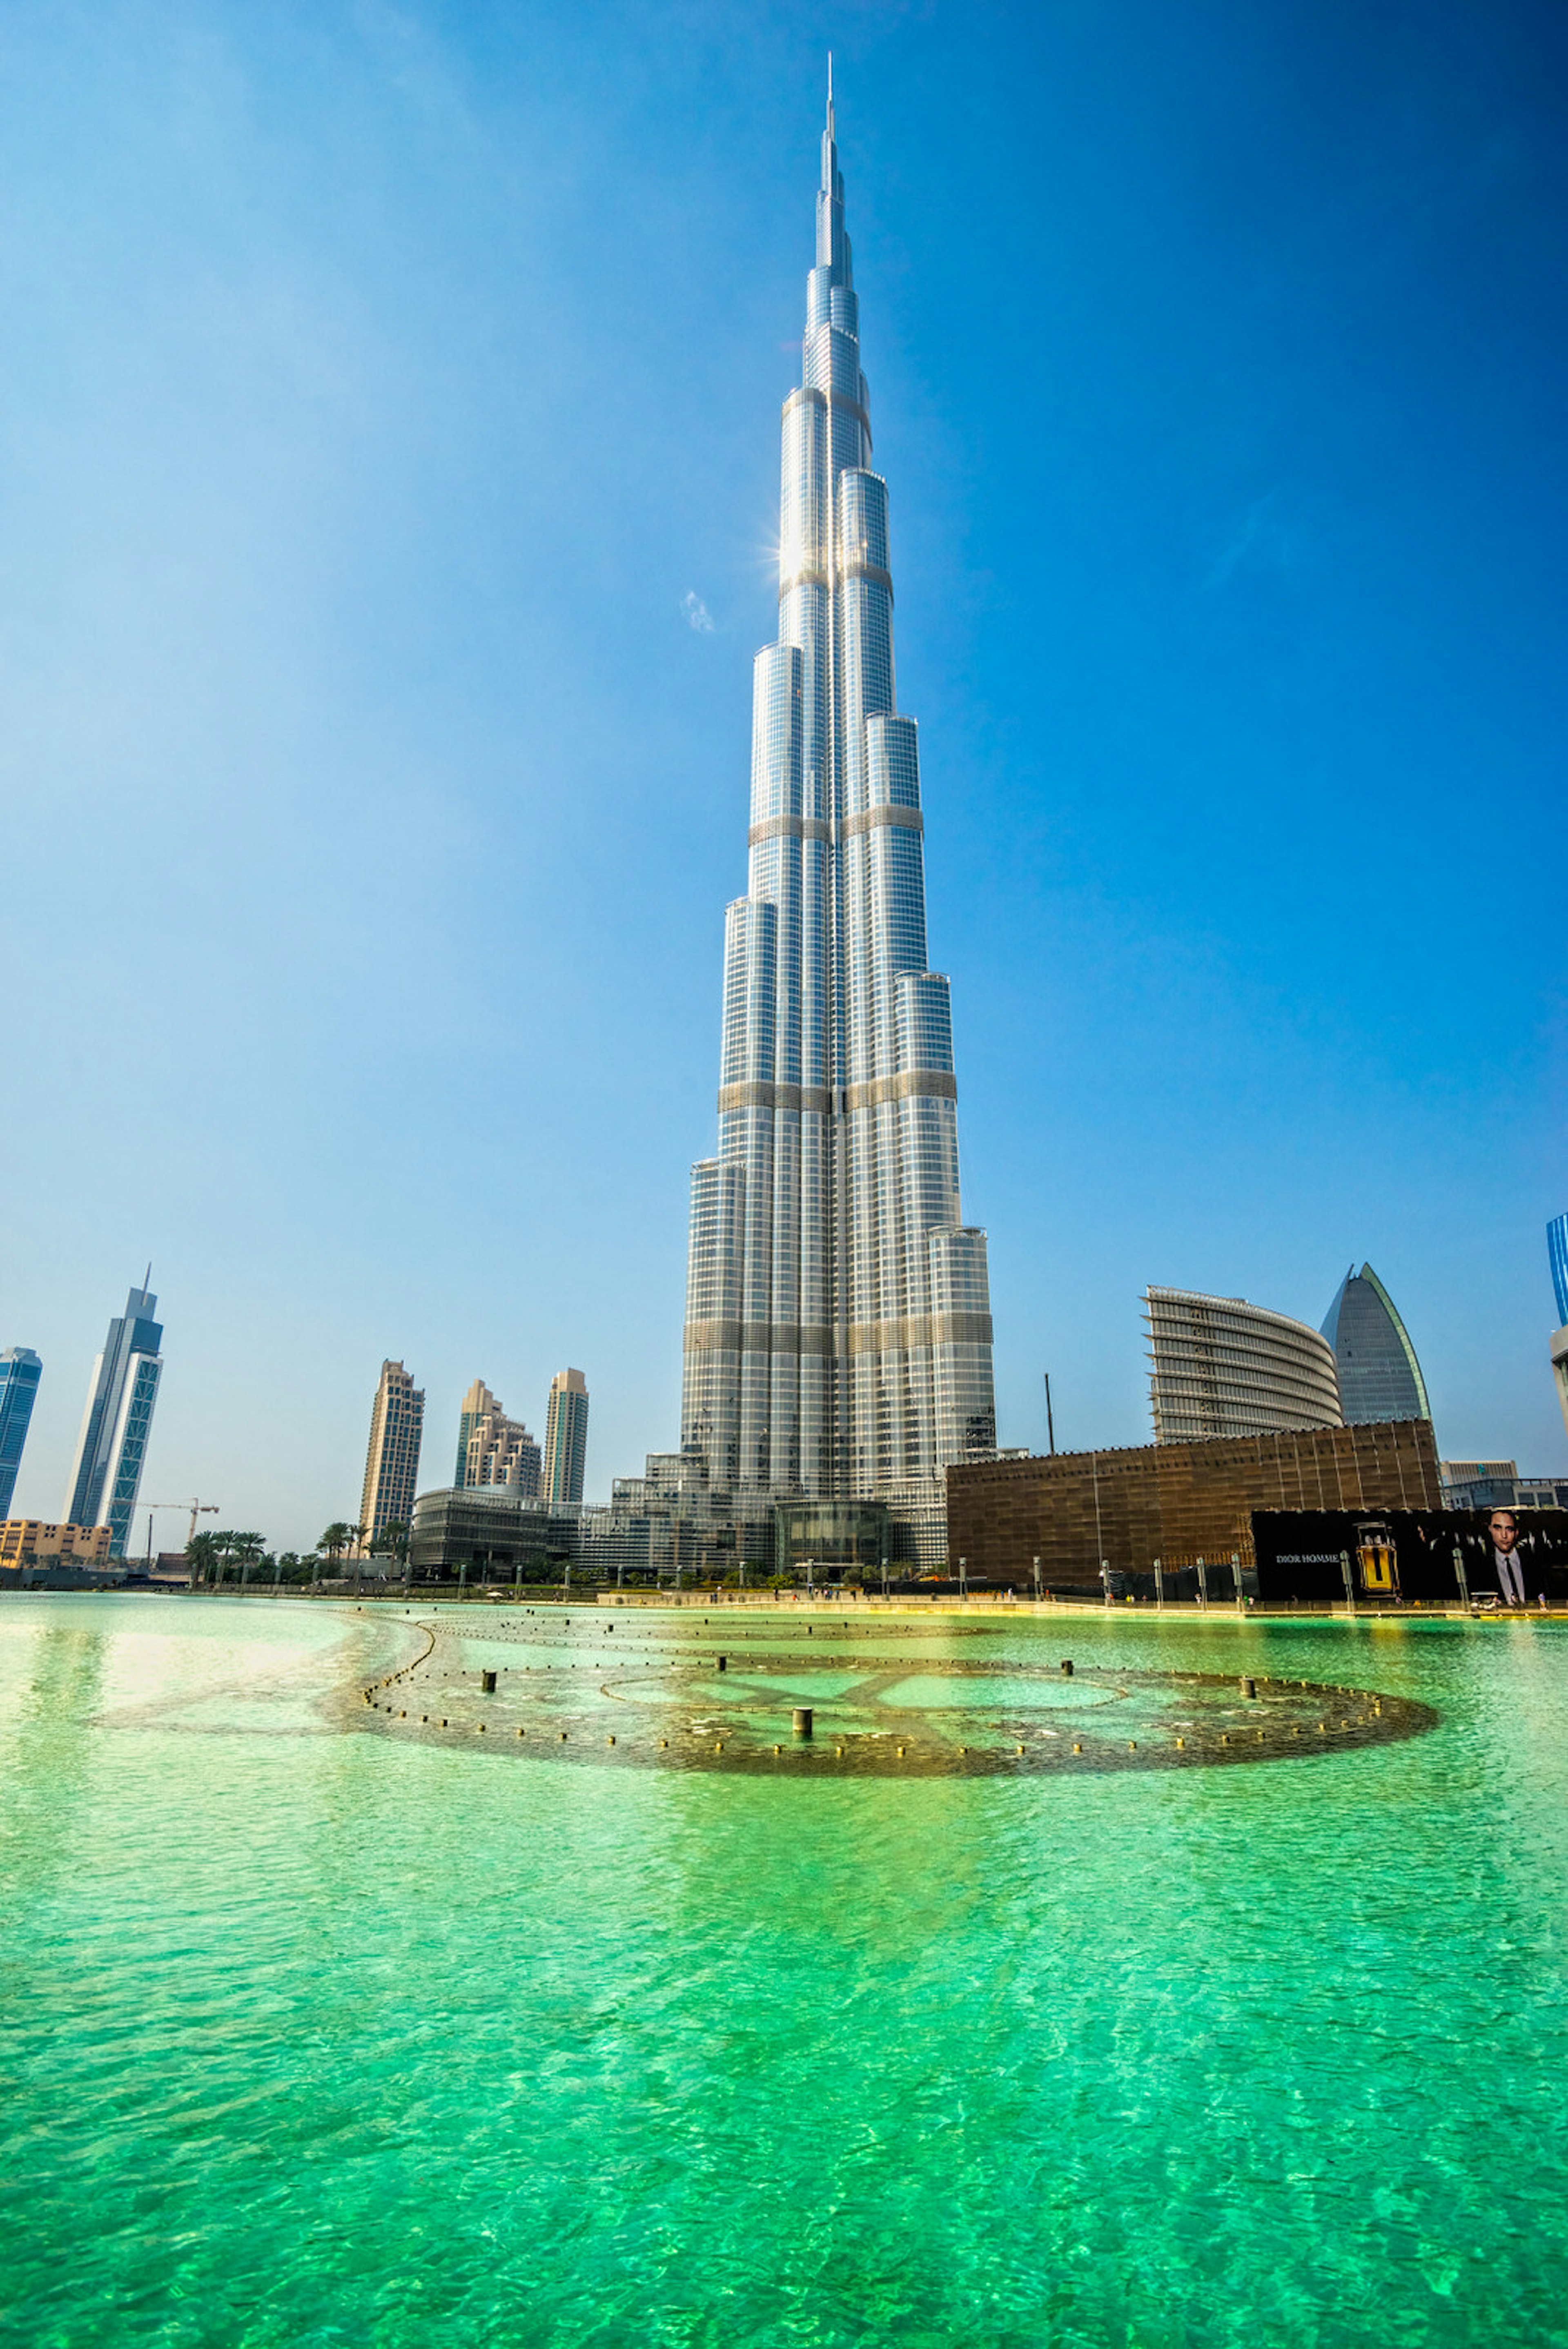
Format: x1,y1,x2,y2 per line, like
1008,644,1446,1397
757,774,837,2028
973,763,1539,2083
1490,1512,1519,1554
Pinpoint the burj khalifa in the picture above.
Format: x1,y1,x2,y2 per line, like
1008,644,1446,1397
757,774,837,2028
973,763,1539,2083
679,79,996,1559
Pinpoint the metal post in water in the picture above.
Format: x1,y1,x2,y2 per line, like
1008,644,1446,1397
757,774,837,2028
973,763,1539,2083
1454,1544,1470,1610
1196,1557,1207,1610
793,1707,813,1737
1032,1554,1042,1603
1341,1550,1356,1617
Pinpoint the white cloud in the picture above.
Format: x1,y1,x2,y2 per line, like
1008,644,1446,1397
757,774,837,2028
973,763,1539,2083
681,590,715,633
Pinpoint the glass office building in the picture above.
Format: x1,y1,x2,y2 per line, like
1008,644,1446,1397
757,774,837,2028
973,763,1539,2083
1549,1214,1568,1444
679,82,995,1543
0,1348,42,1519
1320,1262,1432,1427
63,1281,164,1557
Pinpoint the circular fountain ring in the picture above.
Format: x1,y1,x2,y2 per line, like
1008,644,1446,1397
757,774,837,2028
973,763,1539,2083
359,1631,1437,1775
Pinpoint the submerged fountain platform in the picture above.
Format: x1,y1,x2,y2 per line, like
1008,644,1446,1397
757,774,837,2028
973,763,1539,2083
357,1613,1437,1775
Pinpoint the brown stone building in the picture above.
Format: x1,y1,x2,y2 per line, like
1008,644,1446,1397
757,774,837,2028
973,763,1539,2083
946,1420,1440,1588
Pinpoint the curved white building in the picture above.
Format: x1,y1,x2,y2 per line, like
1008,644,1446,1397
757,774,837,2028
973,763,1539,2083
1145,1287,1344,1444
680,83,995,1539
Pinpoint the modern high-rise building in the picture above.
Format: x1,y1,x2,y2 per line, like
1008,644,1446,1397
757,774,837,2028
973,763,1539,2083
1548,1213,1568,1445
63,1279,164,1557
1550,1213,1568,1329
678,80,995,1562
359,1360,425,1544
0,1349,42,1519
1145,1287,1345,1443
1320,1263,1432,1426
543,1368,589,1506
452,1379,540,1497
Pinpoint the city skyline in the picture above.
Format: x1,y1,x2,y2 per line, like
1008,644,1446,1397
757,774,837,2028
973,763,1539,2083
3,4,1564,1549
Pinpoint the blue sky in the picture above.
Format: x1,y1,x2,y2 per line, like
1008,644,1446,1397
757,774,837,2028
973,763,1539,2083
4,0,1564,1549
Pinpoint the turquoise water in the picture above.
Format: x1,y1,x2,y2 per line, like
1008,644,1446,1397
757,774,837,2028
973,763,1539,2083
2,1596,1566,2347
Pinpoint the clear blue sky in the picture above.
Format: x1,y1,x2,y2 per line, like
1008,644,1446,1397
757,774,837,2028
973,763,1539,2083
4,0,1564,1550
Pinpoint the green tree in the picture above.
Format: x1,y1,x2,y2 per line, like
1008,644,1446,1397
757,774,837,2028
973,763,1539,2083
318,1522,354,1564
187,1530,220,1586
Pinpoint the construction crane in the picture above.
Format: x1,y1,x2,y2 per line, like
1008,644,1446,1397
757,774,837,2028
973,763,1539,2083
145,1499,220,1548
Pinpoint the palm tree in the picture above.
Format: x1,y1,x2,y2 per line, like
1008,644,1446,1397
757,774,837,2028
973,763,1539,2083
319,1522,354,1564
227,1532,265,1591
187,1530,220,1587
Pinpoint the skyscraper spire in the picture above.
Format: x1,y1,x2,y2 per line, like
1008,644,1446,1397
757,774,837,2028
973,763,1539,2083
680,90,996,1564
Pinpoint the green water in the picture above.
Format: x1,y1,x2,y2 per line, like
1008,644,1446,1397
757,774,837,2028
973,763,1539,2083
2,1596,1566,2347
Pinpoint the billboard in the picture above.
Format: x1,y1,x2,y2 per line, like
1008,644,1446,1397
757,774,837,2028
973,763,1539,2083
1252,1507,1568,1605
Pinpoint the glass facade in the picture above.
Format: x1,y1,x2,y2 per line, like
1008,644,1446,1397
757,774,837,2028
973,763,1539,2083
1320,1262,1432,1427
0,1348,42,1519
63,1284,163,1557
681,88,995,1525
409,1487,580,1580
1549,1213,1568,1331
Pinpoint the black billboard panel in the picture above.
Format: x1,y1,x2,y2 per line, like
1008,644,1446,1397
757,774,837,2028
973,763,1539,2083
1252,1507,1568,1605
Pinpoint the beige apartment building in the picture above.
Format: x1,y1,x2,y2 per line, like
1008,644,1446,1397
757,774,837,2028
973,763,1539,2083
359,1360,425,1547
0,1520,114,1567
453,1379,541,1497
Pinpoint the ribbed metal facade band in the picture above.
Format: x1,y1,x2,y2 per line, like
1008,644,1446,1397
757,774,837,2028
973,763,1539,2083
686,1312,993,1357
748,814,832,846
681,90,997,1510
717,1068,956,1115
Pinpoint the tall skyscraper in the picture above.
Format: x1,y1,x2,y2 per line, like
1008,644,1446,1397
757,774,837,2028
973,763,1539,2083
1548,1213,1568,1444
679,81,995,1556
452,1379,540,1496
1145,1287,1345,1443
543,1368,590,1505
1550,1213,1568,1328
359,1360,425,1543
0,1349,42,1519
1320,1263,1432,1426
63,1278,164,1557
